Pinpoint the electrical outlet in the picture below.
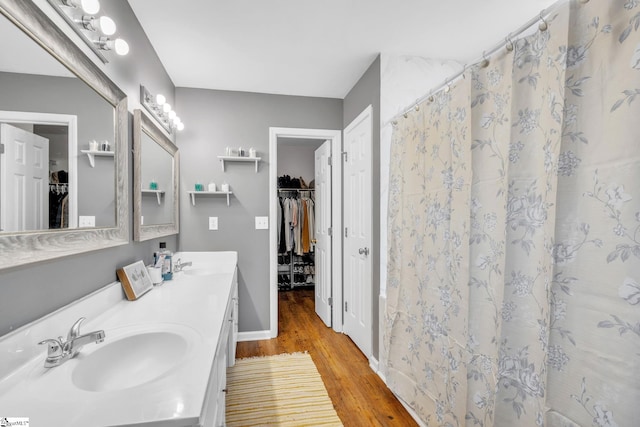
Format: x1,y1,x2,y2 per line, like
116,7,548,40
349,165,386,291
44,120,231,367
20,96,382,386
255,216,269,230
209,216,218,230
78,215,95,228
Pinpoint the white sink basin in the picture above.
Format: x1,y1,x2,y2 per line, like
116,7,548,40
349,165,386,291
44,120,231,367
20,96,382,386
183,268,217,277
72,325,198,392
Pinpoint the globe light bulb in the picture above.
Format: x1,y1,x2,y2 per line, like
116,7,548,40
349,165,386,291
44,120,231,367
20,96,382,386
163,103,171,113
113,38,129,55
80,0,100,15
98,16,116,35
176,122,185,131
168,110,176,120
156,94,166,106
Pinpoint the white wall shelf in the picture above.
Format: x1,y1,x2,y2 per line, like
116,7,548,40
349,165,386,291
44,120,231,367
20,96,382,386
217,156,261,173
141,189,165,205
80,149,115,168
187,190,233,207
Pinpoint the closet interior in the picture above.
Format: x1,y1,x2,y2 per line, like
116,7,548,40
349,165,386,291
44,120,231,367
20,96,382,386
276,138,323,291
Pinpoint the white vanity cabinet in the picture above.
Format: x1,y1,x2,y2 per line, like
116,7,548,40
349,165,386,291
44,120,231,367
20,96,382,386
201,266,238,427
0,251,240,427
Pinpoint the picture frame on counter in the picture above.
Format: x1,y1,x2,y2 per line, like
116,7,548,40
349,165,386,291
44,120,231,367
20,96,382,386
117,260,153,301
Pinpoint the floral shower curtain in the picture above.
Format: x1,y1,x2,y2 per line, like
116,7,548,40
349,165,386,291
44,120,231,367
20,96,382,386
384,1,639,426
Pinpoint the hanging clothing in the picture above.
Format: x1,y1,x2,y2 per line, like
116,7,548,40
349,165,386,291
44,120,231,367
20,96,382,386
278,197,286,254
48,183,68,229
277,191,315,255
301,199,310,253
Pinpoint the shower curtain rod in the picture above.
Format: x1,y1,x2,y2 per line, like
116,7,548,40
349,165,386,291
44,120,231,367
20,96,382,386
389,0,573,125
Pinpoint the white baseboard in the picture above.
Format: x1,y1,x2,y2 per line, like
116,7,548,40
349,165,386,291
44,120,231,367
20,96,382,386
237,330,272,342
369,355,379,373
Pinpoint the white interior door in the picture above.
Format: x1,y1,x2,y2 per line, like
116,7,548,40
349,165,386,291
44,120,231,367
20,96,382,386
1,123,49,232
314,140,332,327
343,106,372,357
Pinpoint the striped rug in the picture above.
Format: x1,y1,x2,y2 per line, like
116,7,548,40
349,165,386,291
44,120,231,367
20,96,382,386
226,352,343,426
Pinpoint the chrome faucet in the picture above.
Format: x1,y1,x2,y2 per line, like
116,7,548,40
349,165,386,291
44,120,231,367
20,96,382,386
38,317,105,368
174,258,193,272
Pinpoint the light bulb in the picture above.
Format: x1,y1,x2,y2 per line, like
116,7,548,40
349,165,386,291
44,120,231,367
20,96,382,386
98,16,116,35
172,116,180,125
81,15,116,34
113,38,129,55
156,94,166,106
80,0,100,14
163,103,171,113
94,37,129,55
176,122,185,131
168,110,176,119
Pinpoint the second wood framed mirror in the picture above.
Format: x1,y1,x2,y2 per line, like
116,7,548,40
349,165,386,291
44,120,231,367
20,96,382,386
133,109,179,241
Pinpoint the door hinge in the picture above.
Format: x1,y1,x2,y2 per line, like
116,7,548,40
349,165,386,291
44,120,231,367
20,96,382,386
344,301,348,312
328,227,332,236
328,156,332,166
341,151,348,162
328,297,333,307
344,227,348,238
0,143,4,154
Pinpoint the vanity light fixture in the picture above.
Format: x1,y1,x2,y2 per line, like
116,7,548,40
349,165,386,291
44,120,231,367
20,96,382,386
47,0,129,63
140,85,185,134
60,0,100,14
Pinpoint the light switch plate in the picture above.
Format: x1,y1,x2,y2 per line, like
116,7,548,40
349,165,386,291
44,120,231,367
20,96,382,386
209,216,218,230
79,215,95,228
255,216,268,230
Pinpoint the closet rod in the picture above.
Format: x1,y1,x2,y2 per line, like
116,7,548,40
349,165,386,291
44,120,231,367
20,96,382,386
278,188,315,191
388,0,572,125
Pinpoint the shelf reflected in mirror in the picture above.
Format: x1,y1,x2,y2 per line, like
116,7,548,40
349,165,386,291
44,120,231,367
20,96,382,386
133,109,179,241
0,0,128,269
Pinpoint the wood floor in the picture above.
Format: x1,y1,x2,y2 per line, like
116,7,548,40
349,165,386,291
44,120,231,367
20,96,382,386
236,289,418,427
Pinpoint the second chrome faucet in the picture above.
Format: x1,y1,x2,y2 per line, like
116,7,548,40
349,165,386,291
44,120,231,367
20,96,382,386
38,317,105,368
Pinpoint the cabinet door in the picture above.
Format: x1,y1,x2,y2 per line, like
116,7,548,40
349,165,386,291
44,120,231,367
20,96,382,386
214,347,228,426
227,270,238,367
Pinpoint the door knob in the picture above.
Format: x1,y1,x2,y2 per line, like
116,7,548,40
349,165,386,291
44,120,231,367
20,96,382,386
358,247,370,256
311,239,317,244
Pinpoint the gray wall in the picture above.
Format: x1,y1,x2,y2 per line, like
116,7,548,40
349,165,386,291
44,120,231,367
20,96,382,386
343,55,381,359
277,139,323,184
176,88,342,332
0,0,176,336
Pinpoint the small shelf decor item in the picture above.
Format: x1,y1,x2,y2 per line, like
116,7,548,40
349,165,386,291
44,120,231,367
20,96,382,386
117,260,153,301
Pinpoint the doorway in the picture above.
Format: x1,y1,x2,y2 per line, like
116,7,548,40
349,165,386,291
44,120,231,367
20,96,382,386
0,110,78,231
268,127,342,337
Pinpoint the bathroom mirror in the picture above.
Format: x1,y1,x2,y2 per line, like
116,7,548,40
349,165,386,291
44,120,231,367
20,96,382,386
0,0,128,269
133,109,179,241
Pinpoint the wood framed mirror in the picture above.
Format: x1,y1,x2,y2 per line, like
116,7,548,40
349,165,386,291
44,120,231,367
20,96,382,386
0,0,128,269
133,109,179,241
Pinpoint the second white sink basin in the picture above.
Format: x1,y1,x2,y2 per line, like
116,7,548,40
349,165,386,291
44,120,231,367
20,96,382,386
72,325,198,392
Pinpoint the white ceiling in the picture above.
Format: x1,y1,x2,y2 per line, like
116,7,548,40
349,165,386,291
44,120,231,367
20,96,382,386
127,0,559,99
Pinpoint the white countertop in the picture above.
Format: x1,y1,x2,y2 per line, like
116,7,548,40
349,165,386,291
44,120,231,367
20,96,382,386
0,251,237,427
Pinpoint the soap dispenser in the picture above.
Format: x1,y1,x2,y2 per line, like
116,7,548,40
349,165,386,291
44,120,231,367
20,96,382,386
156,241,173,281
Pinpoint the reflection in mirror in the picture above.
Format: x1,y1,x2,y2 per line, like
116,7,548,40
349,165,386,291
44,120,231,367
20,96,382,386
0,6,116,233
141,131,174,224
0,0,128,269
134,109,179,241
